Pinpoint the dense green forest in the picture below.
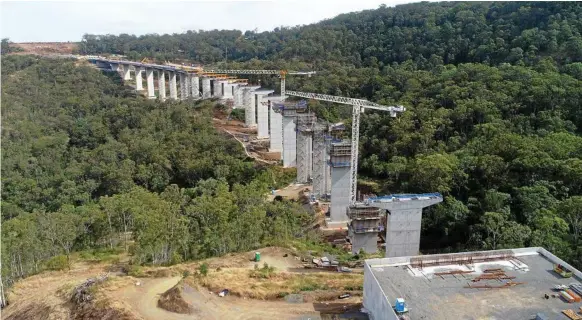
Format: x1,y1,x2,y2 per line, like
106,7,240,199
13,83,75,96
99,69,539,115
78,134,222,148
0,55,308,287
76,1,582,265
78,2,582,67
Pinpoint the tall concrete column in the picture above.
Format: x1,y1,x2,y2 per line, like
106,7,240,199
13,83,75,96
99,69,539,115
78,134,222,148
282,116,297,167
307,135,313,180
243,86,260,127
213,80,223,98
256,94,270,139
234,85,244,108
146,69,155,99
202,78,211,99
169,72,178,100
255,90,274,138
123,64,131,80
329,142,352,224
158,70,166,101
179,73,188,100
250,91,257,126
269,105,283,152
365,194,443,257
223,83,234,99
135,67,144,91
191,76,200,99
312,129,327,198
296,131,310,183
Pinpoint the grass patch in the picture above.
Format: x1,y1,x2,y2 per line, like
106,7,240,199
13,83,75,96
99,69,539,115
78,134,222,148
77,248,124,263
186,267,363,300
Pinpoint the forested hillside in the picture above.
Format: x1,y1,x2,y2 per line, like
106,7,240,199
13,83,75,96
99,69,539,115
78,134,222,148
1,56,307,286
77,1,582,265
78,2,582,67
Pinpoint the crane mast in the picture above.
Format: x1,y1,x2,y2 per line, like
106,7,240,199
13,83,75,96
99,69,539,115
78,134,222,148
285,90,405,205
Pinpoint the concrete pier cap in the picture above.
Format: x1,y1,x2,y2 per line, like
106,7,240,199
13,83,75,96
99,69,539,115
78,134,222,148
364,193,443,257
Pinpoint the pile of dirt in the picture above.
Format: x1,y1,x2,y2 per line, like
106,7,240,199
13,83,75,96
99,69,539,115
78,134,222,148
157,281,196,314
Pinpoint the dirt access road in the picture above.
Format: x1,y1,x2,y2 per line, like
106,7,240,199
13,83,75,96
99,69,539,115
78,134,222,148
110,276,321,320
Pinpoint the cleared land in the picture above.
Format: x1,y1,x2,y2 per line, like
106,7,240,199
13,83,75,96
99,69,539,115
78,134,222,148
2,247,364,320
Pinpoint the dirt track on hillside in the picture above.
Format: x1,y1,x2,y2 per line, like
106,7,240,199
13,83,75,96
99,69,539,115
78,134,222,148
109,276,322,320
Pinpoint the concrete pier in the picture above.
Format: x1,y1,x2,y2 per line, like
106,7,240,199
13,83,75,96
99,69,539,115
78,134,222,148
191,76,200,99
169,72,178,100
242,86,260,127
223,83,234,99
295,112,316,183
282,115,297,167
312,129,327,198
202,78,211,99
179,73,188,100
213,80,223,98
347,206,383,254
269,105,283,152
135,67,144,91
233,85,243,108
123,64,131,80
255,90,274,139
267,96,284,153
146,69,155,99
296,131,311,182
329,142,352,224
158,70,166,101
365,194,443,257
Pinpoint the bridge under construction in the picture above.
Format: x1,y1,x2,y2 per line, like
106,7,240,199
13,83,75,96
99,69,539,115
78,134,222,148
85,55,443,257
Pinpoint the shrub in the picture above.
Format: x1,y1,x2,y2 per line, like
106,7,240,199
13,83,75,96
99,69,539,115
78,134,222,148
45,255,69,271
127,265,145,277
249,263,276,279
199,263,209,277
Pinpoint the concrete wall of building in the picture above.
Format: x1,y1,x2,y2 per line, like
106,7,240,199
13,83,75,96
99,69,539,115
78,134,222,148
363,263,398,320
282,116,297,167
330,166,350,222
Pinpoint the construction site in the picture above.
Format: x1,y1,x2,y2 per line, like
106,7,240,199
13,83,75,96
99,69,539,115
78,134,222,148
364,247,582,320
80,54,445,257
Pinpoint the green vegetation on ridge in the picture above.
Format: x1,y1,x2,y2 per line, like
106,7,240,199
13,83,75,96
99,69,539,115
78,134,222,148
1,56,310,288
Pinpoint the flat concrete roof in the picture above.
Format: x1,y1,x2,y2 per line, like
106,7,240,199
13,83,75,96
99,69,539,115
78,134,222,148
366,248,582,320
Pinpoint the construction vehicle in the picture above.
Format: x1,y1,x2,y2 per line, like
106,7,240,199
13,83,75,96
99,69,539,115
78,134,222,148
555,264,573,278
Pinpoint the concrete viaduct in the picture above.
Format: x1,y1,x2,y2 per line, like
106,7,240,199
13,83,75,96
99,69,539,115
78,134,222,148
86,56,443,257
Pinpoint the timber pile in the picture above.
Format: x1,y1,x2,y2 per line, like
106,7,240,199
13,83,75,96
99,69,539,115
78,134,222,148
562,309,582,320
